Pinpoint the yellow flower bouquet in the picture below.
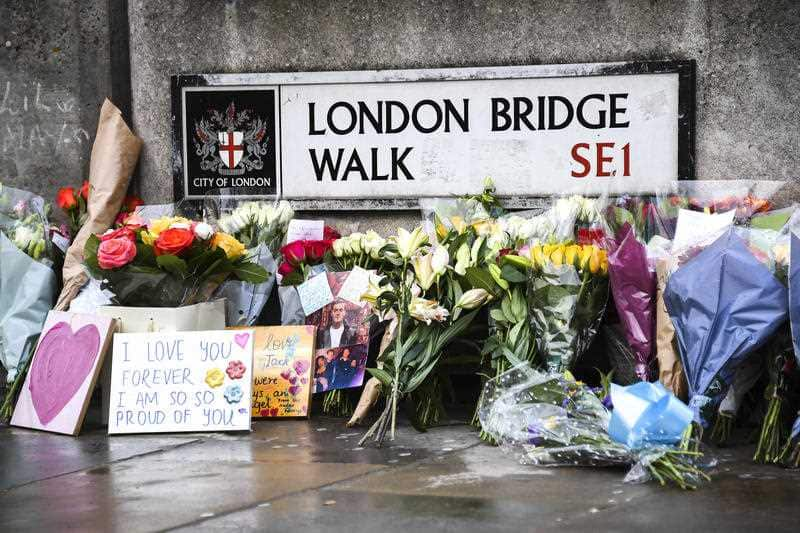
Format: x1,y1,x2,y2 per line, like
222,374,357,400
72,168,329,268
528,242,609,373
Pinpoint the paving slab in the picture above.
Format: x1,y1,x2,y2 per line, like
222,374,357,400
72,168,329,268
2,418,800,532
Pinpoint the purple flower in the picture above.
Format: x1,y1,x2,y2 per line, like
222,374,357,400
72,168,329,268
602,394,613,410
526,422,544,446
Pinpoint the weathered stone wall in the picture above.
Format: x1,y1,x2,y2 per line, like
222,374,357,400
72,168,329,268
0,0,131,204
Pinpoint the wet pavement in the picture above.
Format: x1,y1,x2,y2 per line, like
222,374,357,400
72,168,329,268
1,416,799,532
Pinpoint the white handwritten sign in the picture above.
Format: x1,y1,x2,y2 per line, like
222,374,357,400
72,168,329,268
296,273,334,316
286,219,324,242
108,329,254,434
337,267,373,305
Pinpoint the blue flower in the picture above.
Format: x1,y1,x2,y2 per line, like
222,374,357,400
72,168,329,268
224,384,244,404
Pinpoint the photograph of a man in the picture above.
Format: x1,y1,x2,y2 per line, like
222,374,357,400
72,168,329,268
316,300,356,349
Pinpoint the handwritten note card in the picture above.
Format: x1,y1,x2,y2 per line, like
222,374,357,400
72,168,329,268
286,219,324,243
108,330,254,434
297,273,334,316
242,326,316,418
337,267,373,305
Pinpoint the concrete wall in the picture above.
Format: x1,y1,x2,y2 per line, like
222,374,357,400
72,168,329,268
128,0,800,211
0,0,131,205
2,1,798,218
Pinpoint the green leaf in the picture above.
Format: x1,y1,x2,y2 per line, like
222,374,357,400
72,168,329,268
366,367,394,387
511,287,527,322
83,234,101,273
465,267,500,297
156,254,189,278
500,263,527,284
232,262,269,284
489,308,509,324
280,270,305,286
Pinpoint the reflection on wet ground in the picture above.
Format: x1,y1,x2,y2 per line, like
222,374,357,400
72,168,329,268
1,416,799,531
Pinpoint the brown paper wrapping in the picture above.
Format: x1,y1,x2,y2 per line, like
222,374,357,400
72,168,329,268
55,99,142,310
655,259,688,400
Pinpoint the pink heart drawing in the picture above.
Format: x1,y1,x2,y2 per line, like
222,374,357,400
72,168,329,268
234,332,250,349
280,369,292,381
28,322,101,426
288,385,301,397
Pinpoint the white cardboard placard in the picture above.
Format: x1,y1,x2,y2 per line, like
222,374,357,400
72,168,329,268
108,329,254,434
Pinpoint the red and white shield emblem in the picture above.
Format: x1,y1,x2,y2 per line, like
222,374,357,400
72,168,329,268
218,131,243,168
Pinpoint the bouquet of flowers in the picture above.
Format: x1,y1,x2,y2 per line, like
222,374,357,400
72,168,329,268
664,228,788,427
84,213,269,307
358,226,487,446
528,242,609,373
278,225,340,286
56,180,144,240
478,363,710,489
0,184,59,419
210,200,293,325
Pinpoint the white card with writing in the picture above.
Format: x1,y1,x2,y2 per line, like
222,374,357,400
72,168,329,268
108,329,254,434
337,267,373,304
286,219,324,242
296,273,334,316
672,208,736,253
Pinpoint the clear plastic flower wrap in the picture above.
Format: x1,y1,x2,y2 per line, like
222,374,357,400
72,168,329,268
478,363,712,489
202,193,293,325
0,184,58,387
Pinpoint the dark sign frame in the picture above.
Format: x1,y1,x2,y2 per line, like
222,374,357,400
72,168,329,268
171,60,695,209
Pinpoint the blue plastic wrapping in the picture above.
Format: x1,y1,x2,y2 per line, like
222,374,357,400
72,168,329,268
664,229,788,405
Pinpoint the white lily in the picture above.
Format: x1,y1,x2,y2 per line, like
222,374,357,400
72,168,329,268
454,242,471,276
408,297,450,325
411,252,436,291
455,288,492,309
393,226,428,259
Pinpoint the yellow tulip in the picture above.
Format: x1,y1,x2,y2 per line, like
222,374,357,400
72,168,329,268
599,249,608,275
542,243,557,257
589,246,601,274
580,245,594,271
550,247,564,266
532,245,545,268
564,245,579,267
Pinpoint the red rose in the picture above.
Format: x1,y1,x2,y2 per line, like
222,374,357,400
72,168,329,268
100,226,135,242
56,187,77,211
122,195,144,213
305,239,331,262
154,227,195,256
323,225,340,240
281,240,306,266
80,180,90,201
97,237,137,269
278,261,295,277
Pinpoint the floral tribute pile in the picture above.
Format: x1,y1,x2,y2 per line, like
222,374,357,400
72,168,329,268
5,177,800,492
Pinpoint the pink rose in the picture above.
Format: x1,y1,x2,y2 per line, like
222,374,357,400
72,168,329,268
97,237,137,269
100,226,135,242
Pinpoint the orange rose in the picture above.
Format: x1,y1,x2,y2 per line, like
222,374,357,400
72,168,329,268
56,187,77,211
80,180,90,200
154,227,194,256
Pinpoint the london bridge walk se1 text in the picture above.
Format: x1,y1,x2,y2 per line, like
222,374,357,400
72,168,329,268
305,93,630,181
